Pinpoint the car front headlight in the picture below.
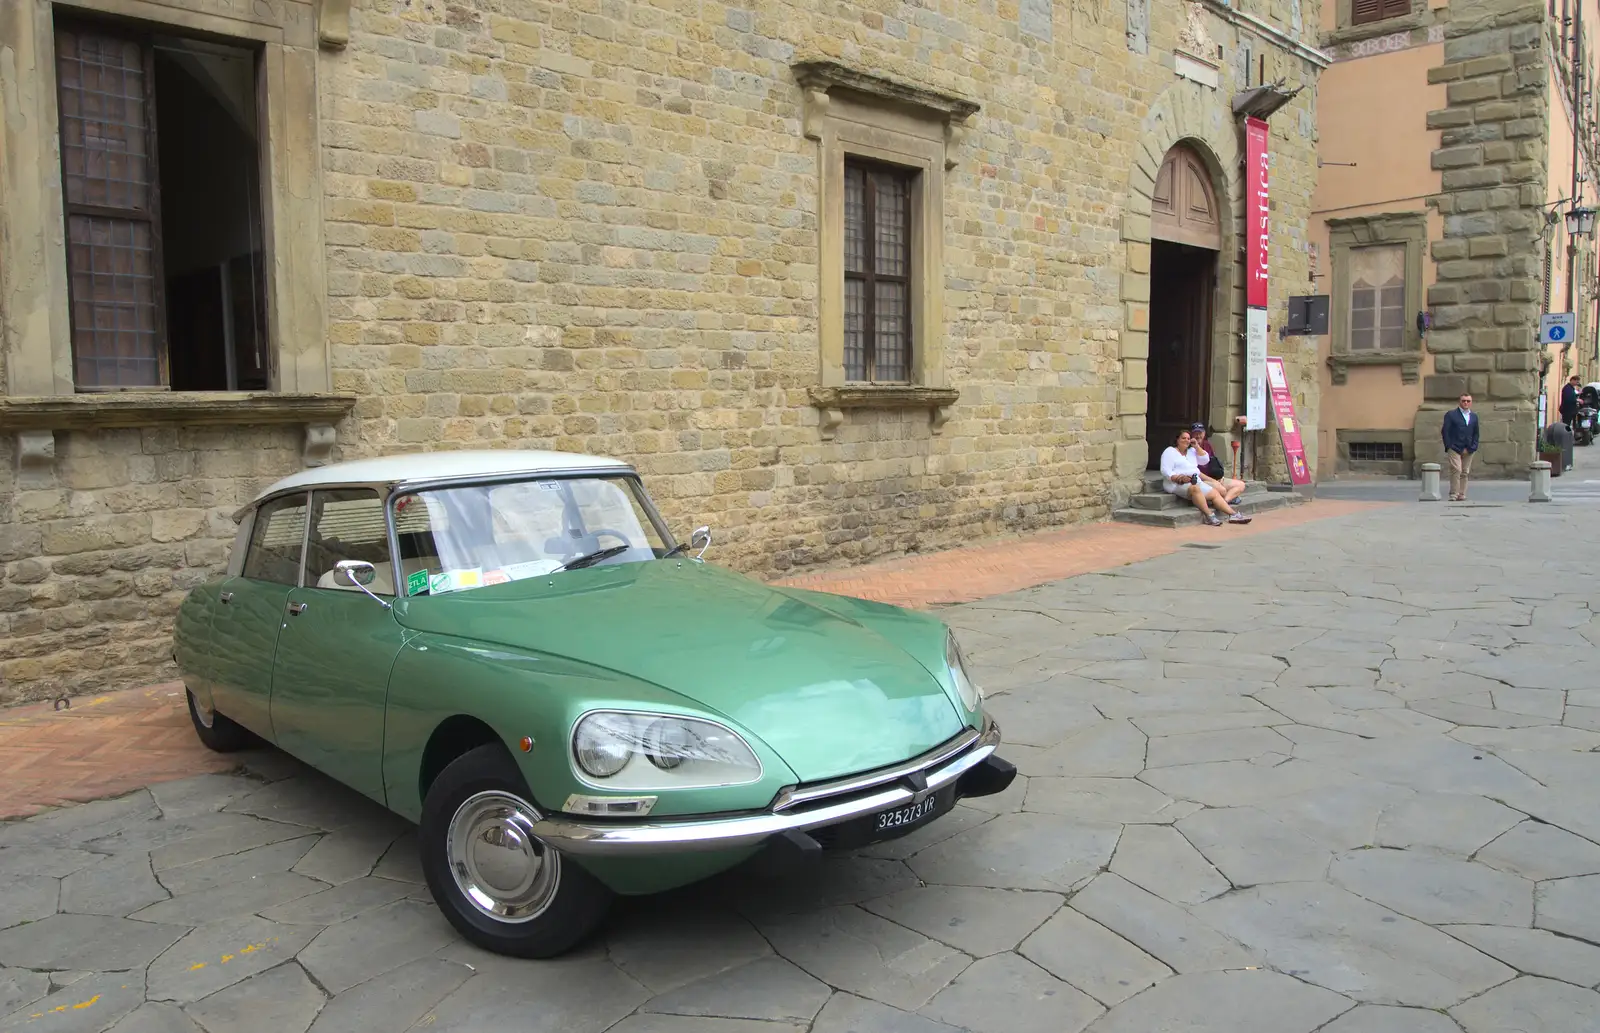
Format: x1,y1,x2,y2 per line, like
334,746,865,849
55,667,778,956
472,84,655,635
570,711,762,789
947,631,983,712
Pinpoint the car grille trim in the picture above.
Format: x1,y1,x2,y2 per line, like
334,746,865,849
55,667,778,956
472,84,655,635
769,722,987,814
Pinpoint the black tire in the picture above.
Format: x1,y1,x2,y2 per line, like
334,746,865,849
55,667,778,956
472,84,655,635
186,688,252,752
419,744,612,958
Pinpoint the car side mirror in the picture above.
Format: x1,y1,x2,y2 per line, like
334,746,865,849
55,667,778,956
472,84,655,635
335,560,391,609
690,526,712,561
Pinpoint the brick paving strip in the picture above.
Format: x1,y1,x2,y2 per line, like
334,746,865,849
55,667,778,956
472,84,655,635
0,499,1385,820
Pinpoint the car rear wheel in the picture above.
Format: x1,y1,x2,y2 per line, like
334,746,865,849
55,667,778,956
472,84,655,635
420,744,612,958
186,689,252,752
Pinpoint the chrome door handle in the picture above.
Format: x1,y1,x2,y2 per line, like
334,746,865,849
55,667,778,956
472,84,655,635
219,592,233,604
287,602,308,616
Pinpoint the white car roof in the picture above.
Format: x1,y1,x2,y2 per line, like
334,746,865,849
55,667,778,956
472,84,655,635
246,450,633,508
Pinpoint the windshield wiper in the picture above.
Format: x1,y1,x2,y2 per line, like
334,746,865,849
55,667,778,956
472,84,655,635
556,545,631,572
661,543,689,558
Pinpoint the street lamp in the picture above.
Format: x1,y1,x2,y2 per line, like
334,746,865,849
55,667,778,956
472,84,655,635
1566,205,1597,238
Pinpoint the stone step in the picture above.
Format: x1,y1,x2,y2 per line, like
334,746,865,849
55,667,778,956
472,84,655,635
1113,489,1302,528
1130,479,1281,511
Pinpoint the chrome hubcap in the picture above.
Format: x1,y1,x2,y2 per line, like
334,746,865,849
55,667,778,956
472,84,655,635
446,791,560,923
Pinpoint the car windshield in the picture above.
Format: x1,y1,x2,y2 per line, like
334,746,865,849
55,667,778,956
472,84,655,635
392,475,671,597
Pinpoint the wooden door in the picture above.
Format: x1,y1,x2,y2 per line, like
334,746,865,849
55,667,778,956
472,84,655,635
1147,242,1216,468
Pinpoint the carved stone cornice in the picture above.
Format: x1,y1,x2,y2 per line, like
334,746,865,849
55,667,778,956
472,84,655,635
792,60,980,124
794,60,979,163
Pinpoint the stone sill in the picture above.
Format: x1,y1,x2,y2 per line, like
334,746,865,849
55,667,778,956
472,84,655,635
2,392,358,473
1327,352,1422,385
807,385,960,440
0,392,356,431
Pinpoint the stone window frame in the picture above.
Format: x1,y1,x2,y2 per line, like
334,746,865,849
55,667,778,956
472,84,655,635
793,60,977,440
0,0,354,472
1326,211,1428,386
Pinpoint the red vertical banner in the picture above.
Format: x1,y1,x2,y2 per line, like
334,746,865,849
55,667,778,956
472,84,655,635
1245,116,1270,309
1266,357,1312,486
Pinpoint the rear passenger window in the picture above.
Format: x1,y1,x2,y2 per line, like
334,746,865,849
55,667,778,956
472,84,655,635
242,494,308,586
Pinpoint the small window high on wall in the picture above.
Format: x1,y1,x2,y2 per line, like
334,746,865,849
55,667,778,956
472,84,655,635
55,20,268,391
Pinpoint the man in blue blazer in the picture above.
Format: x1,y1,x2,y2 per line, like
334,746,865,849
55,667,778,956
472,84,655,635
1441,392,1480,501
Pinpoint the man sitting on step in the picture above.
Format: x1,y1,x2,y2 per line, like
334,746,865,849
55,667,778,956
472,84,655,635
1187,422,1246,504
1161,428,1252,527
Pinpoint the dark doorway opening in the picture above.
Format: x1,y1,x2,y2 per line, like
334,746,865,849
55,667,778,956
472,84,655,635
1146,239,1216,469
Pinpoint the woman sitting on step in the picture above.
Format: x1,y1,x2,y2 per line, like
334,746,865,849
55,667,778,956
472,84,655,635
1160,428,1252,527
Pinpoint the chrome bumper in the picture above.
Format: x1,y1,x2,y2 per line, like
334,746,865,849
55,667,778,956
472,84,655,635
529,718,1004,857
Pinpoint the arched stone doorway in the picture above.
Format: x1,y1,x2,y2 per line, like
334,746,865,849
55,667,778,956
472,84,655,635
1146,144,1222,469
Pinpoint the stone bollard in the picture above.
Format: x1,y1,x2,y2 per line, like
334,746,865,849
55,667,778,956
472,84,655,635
1530,461,1553,502
1419,463,1442,502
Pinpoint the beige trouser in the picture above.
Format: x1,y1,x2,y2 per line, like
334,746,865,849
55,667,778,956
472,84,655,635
1448,450,1473,498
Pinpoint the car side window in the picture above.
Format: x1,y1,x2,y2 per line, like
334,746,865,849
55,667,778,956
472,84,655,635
306,490,395,596
241,494,308,586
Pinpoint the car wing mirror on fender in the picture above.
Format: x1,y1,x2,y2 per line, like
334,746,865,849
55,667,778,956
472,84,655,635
335,560,392,609
690,526,711,561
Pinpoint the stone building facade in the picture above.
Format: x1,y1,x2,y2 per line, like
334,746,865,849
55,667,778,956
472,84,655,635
0,0,1325,704
1312,0,1573,478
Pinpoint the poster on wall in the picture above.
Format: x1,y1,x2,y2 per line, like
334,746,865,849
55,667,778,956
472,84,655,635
1245,117,1270,310
1266,356,1312,486
1246,309,1268,431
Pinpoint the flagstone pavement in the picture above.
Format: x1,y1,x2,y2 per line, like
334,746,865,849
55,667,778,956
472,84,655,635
4,496,1600,1032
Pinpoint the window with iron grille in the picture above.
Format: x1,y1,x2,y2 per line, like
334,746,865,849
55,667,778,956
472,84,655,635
55,20,268,392
1349,441,1405,462
843,160,915,383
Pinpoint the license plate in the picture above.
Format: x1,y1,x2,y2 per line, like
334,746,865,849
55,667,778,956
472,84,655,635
874,796,941,832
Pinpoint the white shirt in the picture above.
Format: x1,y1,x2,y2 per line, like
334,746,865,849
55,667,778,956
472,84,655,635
1160,446,1201,493
1458,407,1472,424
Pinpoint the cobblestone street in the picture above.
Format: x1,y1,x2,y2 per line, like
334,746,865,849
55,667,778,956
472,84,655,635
4,498,1600,1032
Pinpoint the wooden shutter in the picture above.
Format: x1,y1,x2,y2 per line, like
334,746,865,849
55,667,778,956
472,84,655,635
56,25,167,389
1352,0,1412,22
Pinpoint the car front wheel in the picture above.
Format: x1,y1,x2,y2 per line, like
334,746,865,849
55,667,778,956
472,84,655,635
419,744,612,958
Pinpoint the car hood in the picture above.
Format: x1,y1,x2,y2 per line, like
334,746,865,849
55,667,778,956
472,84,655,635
391,561,965,782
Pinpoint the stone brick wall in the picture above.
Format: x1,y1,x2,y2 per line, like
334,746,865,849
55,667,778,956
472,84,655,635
0,428,305,703
1420,0,1549,472
0,0,1325,704
321,0,1324,550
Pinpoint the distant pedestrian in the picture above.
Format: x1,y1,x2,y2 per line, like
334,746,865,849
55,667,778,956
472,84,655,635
1442,393,1479,502
1562,375,1581,432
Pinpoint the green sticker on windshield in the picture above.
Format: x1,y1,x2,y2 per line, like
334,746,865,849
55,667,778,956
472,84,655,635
407,569,430,596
